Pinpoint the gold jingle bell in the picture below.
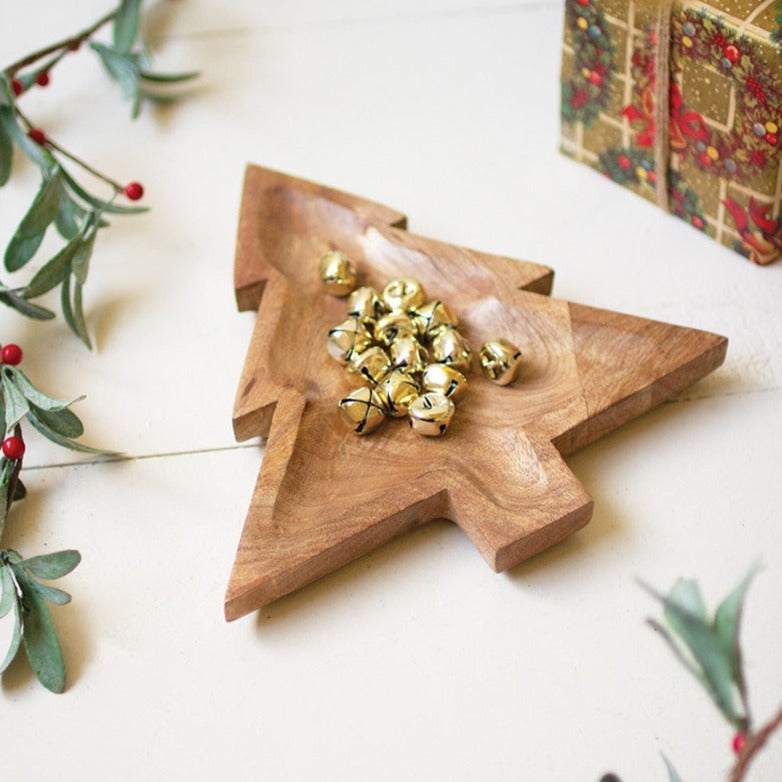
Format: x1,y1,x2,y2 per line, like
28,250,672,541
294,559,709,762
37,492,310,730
319,250,357,297
327,316,372,364
381,277,426,312
390,336,429,375
338,386,386,435
422,363,468,404
430,327,473,374
348,346,393,386
374,311,419,348
408,392,455,437
346,286,386,324
413,300,458,341
377,369,420,417
479,338,522,385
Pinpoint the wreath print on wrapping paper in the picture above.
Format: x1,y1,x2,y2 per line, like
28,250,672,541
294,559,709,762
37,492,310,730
617,8,782,263
560,0,616,128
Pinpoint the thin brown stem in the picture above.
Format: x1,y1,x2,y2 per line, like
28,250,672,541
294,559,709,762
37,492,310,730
3,8,118,77
729,703,782,782
13,105,123,192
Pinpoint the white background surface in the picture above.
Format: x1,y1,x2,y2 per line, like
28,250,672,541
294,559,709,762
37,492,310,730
0,1,780,780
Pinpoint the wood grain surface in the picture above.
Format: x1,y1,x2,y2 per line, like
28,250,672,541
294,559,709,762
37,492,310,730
226,164,727,621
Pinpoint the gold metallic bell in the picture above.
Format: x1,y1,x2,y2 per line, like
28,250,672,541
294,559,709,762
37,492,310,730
377,369,420,417
479,338,522,385
390,336,429,375
381,277,426,312
348,346,393,386
373,311,418,348
413,300,458,341
319,250,357,297
338,386,386,435
346,285,386,324
327,316,372,364
430,327,473,374
421,363,468,404
408,392,455,436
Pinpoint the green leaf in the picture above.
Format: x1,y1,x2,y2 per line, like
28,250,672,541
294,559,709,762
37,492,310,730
114,0,142,53
139,69,200,83
26,407,113,455
15,569,66,692
715,567,758,677
0,564,15,619
0,599,22,675
71,225,97,286
5,170,62,272
72,278,91,349
90,42,140,103
0,73,12,107
0,107,12,186
23,234,81,299
19,550,81,580
61,166,148,215
1,371,30,430
3,366,75,411
59,274,92,349
54,181,88,240
32,405,84,438
663,754,684,782
0,288,56,320
668,579,708,621
661,588,742,725
29,580,71,606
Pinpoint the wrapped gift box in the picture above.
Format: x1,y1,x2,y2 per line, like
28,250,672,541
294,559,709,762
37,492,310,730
560,0,782,265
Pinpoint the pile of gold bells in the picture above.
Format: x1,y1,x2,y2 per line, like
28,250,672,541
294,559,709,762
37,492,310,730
320,250,522,436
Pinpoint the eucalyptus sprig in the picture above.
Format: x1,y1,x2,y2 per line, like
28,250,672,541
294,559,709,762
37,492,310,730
0,347,112,692
601,568,782,782
0,0,195,693
0,0,198,346
0,548,81,693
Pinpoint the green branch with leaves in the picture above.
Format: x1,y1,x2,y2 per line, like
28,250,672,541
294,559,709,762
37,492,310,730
0,0,197,345
601,568,781,782
0,0,196,692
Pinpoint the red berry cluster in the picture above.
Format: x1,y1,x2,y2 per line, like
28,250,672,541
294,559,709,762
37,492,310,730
1,343,25,461
746,75,766,103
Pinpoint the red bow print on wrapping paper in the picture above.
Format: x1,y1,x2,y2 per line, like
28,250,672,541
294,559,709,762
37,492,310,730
622,83,708,151
722,197,782,265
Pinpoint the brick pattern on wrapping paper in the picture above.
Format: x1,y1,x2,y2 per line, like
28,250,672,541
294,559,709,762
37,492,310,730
560,0,782,264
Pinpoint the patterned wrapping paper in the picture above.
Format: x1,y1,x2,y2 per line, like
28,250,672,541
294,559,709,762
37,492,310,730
560,0,782,265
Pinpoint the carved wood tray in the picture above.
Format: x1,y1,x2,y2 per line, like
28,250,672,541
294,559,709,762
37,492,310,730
225,164,727,621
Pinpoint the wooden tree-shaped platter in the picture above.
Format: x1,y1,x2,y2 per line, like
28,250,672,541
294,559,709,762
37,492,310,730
226,164,728,621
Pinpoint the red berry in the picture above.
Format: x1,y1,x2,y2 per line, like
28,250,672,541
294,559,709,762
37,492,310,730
766,132,778,146
648,171,657,184
571,88,588,108
589,71,602,86
577,0,589,5
732,732,747,755
1,344,22,365
28,128,46,146
618,155,631,170
724,44,740,63
11,78,23,97
700,152,712,166
35,71,50,87
692,215,704,229
2,437,25,461
124,181,144,201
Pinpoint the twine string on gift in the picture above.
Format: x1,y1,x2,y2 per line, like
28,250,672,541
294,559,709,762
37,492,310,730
654,0,675,213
